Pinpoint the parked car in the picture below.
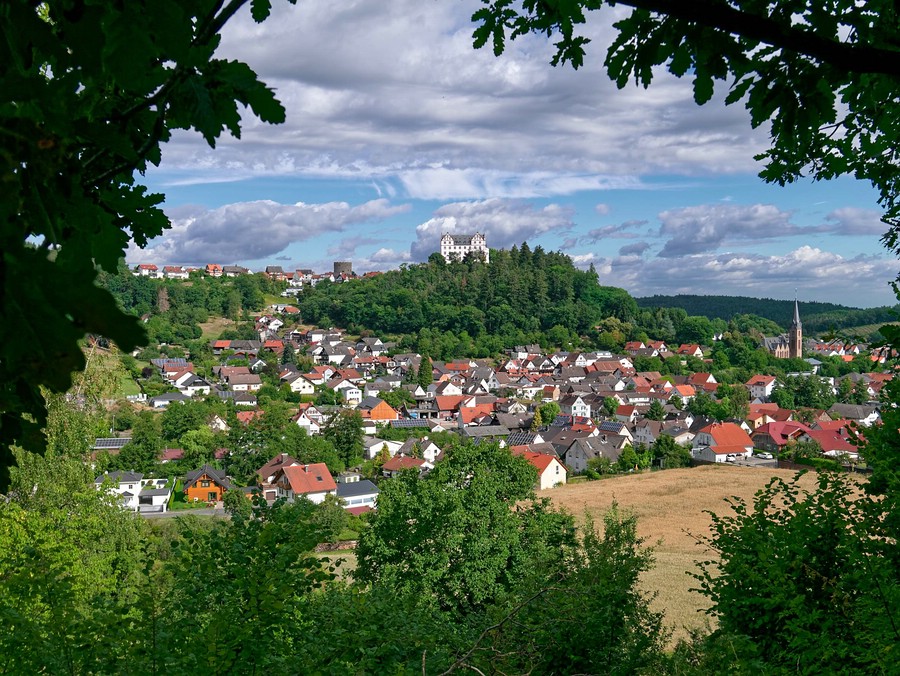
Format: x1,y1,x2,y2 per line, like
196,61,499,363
757,452,774,460
725,454,736,463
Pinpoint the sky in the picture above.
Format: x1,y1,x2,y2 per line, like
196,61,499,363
128,0,900,308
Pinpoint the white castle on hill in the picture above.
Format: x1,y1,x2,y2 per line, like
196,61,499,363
439,233,489,263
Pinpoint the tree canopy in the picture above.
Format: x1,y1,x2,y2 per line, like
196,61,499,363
1,0,293,488
471,0,900,258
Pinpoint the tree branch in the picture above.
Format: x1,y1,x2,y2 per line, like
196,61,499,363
611,0,900,77
437,581,560,676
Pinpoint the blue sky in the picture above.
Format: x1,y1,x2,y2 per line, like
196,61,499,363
129,0,900,308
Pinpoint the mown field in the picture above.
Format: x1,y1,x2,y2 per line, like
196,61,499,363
545,465,824,643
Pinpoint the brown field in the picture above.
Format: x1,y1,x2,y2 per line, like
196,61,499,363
544,465,822,644
199,316,237,340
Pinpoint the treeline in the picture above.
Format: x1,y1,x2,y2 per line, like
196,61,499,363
295,248,774,358
637,294,898,334
297,245,637,350
97,262,285,344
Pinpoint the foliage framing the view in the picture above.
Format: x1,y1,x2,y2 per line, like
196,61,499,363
0,0,294,487
470,0,900,256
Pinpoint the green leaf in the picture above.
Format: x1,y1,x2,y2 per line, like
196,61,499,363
251,0,273,23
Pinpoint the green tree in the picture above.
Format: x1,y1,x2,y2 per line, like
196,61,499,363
652,434,692,468
537,400,561,424
374,443,391,472
356,441,574,615
645,399,666,421
377,389,414,411
617,444,639,472
116,410,162,474
0,450,146,671
180,426,217,469
161,400,208,442
694,472,899,672
475,509,668,675
418,358,433,388
160,499,336,673
1,0,294,488
322,410,364,467
311,493,350,543
223,487,252,518
281,342,297,365
602,396,620,417
530,407,543,431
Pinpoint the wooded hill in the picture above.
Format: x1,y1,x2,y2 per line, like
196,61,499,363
637,294,898,335
297,246,637,353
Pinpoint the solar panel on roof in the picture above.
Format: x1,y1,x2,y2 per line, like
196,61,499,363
390,419,430,428
92,438,131,449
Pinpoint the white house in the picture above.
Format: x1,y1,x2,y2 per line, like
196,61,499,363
513,450,567,490
136,478,172,513
440,232,490,263
94,471,144,511
284,373,316,395
559,394,591,419
364,438,405,460
746,375,777,401
272,463,337,504
336,479,380,511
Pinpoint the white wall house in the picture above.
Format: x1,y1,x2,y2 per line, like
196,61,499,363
440,233,490,263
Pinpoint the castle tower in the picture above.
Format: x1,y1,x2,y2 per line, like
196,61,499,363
789,298,802,359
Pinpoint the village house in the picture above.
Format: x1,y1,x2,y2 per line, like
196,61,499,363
692,422,754,463
183,465,232,503
271,463,337,504
512,449,567,490
94,471,144,511
562,435,629,473
746,375,778,401
336,475,379,512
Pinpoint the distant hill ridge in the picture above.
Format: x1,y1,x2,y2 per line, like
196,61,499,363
636,294,898,333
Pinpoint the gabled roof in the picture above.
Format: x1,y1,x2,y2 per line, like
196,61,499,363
257,453,300,483
382,455,426,471
184,465,232,490
511,448,561,475
280,463,337,494
698,422,753,449
95,470,143,484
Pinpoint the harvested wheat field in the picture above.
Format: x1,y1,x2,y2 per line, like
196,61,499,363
545,465,823,644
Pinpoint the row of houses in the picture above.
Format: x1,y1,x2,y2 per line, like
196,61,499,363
95,454,381,515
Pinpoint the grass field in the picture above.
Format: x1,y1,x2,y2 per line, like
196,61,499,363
317,465,831,646
117,374,141,397
199,316,237,340
544,465,823,643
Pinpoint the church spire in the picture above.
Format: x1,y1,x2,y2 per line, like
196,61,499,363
789,295,802,359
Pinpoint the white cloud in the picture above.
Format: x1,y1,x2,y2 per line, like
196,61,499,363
410,199,574,260
148,0,770,194
822,207,887,236
595,246,900,307
657,203,798,256
126,199,410,266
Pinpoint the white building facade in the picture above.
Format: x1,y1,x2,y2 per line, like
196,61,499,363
440,233,490,263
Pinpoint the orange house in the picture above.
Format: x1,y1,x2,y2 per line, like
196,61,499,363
183,465,232,503
356,396,399,421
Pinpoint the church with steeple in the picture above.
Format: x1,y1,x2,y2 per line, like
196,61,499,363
763,299,803,359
